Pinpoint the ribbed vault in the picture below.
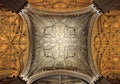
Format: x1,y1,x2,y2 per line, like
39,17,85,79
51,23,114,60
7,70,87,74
0,0,120,84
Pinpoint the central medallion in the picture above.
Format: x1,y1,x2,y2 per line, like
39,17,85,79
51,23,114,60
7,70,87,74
43,22,79,62
26,12,91,71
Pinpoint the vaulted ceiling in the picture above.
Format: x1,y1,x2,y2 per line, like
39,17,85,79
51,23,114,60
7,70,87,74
0,0,120,83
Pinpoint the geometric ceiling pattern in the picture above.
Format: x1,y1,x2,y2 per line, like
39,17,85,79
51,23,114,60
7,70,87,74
92,10,120,79
28,0,120,79
22,11,93,81
0,11,29,78
28,0,92,12
0,0,120,80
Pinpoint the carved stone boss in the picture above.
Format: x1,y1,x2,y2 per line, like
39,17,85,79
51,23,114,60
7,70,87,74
19,3,102,84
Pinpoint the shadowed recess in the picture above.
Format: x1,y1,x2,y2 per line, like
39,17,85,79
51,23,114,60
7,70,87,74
93,0,120,12
0,0,28,13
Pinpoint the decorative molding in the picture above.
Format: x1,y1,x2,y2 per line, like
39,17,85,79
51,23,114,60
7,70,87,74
32,75,88,84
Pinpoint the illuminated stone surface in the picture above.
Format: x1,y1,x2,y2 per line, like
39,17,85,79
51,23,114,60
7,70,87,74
24,11,93,77
20,4,100,84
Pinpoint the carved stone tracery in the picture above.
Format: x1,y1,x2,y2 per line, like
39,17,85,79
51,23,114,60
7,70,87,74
19,3,102,84
27,12,92,77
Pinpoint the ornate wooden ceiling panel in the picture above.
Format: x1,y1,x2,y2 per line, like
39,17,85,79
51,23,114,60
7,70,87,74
92,11,120,79
28,0,92,12
0,11,29,78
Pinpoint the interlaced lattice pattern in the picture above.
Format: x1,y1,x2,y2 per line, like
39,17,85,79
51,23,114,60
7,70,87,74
0,11,29,78
92,11,120,78
28,0,92,12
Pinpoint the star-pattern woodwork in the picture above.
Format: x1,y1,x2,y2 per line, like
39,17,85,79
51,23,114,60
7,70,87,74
92,11,120,78
28,0,92,12
0,11,29,78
